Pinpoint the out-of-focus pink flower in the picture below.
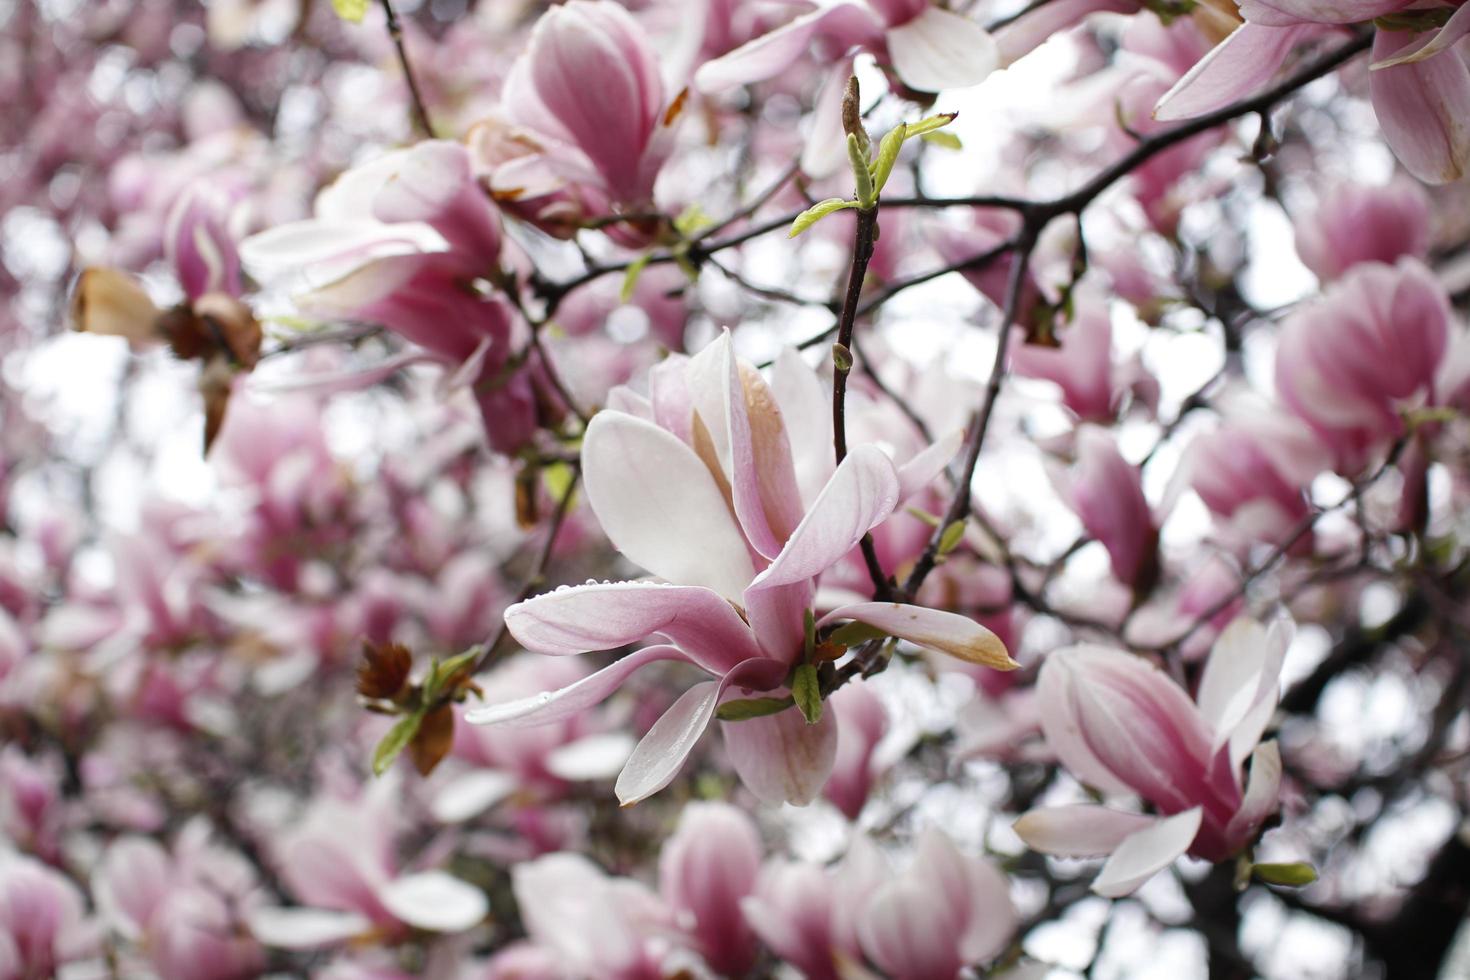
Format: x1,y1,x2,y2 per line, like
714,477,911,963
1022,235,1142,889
824,681,889,820
0,749,62,864
659,802,762,976
93,824,266,980
166,181,246,301
1274,258,1451,473
994,0,1140,65
932,210,1044,328
511,852,676,980
0,850,95,979
247,782,487,950
1294,180,1431,282
1015,618,1287,895
743,831,1015,980
696,0,998,95
467,333,1014,806
1179,417,1316,549
1060,426,1159,594
1157,4,1470,183
1010,304,1116,422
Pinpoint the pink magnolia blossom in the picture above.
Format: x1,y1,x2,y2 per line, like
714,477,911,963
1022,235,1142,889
477,1,678,243
824,680,889,820
1015,618,1288,896
0,851,95,980
695,0,998,97
1156,3,1470,183
1274,258,1452,473
509,852,676,980
247,781,487,950
1009,304,1117,423
742,831,1015,980
658,802,762,976
466,334,1014,806
93,824,266,980
1178,417,1316,550
1294,180,1431,283
1059,426,1159,594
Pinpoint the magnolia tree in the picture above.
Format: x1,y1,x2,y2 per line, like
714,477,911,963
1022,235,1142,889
3,0,1470,976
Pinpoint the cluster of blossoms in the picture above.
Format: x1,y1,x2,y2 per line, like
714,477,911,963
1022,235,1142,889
4,0,1470,977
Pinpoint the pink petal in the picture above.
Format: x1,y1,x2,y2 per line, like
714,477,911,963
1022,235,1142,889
820,602,1017,670
1224,741,1282,845
885,7,998,93
1371,4,1470,69
769,348,834,508
583,411,754,600
247,908,372,949
503,581,762,673
1196,617,1287,764
462,644,686,728
1369,28,1470,184
615,658,789,805
748,445,899,591
895,429,963,501
693,4,885,93
1239,0,1406,25
858,878,966,980
1035,646,1144,797
1154,24,1309,122
1013,805,1158,858
544,733,637,781
720,701,838,806
1092,807,1202,897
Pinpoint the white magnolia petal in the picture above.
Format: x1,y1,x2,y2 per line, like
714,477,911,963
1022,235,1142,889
886,7,998,93
1092,807,1202,898
247,907,372,949
378,872,488,932
1013,805,1158,858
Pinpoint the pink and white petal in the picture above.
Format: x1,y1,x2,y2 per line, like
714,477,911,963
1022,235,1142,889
583,411,754,600
1369,29,1470,185
1226,619,1290,773
1371,5,1470,69
379,872,488,933
994,0,1135,65
721,702,839,806
544,733,637,781
770,348,834,508
858,878,966,980
239,220,446,292
739,359,806,548
895,429,963,501
749,445,899,591
745,578,814,663
885,7,999,93
1091,807,1202,898
1197,618,1273,755
648,353,693,443
1239,0,1406,26
1035,647,1136,797
615,658,789,805
247,907,372,950
463,645,687,728
694,4,886,93
430,772,518,823
1225,741,1282,844
503,581,762,672
958,855,1019,964
1154,24,1309,122
802,61,857,178
1013,805,1158,858
821,602,1017,670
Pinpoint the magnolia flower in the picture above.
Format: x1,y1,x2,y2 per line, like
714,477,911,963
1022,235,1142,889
1293,180,1431,283
1274,258,1451,474
742,831,1016,980
1059,426,1159,594
824,680,889,819
467,334,1015,806
1156,2,1470,183
659,802,762,976
476,1,678,242
1015,618,1287,896
1176,416,1316,550
0,851,95,979
247,781,487,949
695,0,998,96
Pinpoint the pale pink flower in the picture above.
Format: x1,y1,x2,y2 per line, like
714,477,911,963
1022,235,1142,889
1156,3,1470,183
1294,180,1432,282
1060,426,1159,593
695,0,998,96
1179,418,1316,549
466,333,1015,806
1015,619,1287,896
1274,258,1451,473
824,681,889,820
659,802,762,976
0,851,95,980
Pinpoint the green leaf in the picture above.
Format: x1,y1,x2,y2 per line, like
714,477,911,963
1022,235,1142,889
541,461,577,505
870,122,907,196
673,203,714,238
938,519,967,556
716,696,795,722
920,131,963,150
847,133,875,208
428,647,482,698
790,198,859,238
803,608,817,659
828,621,889,647
792,664,822,725
331,0,369,21
620,254,652,302
903,112,959,139
1252,862,1318,887
372,711,424,776
905,505,943,528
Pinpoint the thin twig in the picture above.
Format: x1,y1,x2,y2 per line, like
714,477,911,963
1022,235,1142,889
378,0,433,139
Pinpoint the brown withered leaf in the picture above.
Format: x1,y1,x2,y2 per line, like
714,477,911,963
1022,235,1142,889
408,704,455,776
198,357,235,454
70,267,163,348
194,294,263,369
514,465,540,530
357,641,413,701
